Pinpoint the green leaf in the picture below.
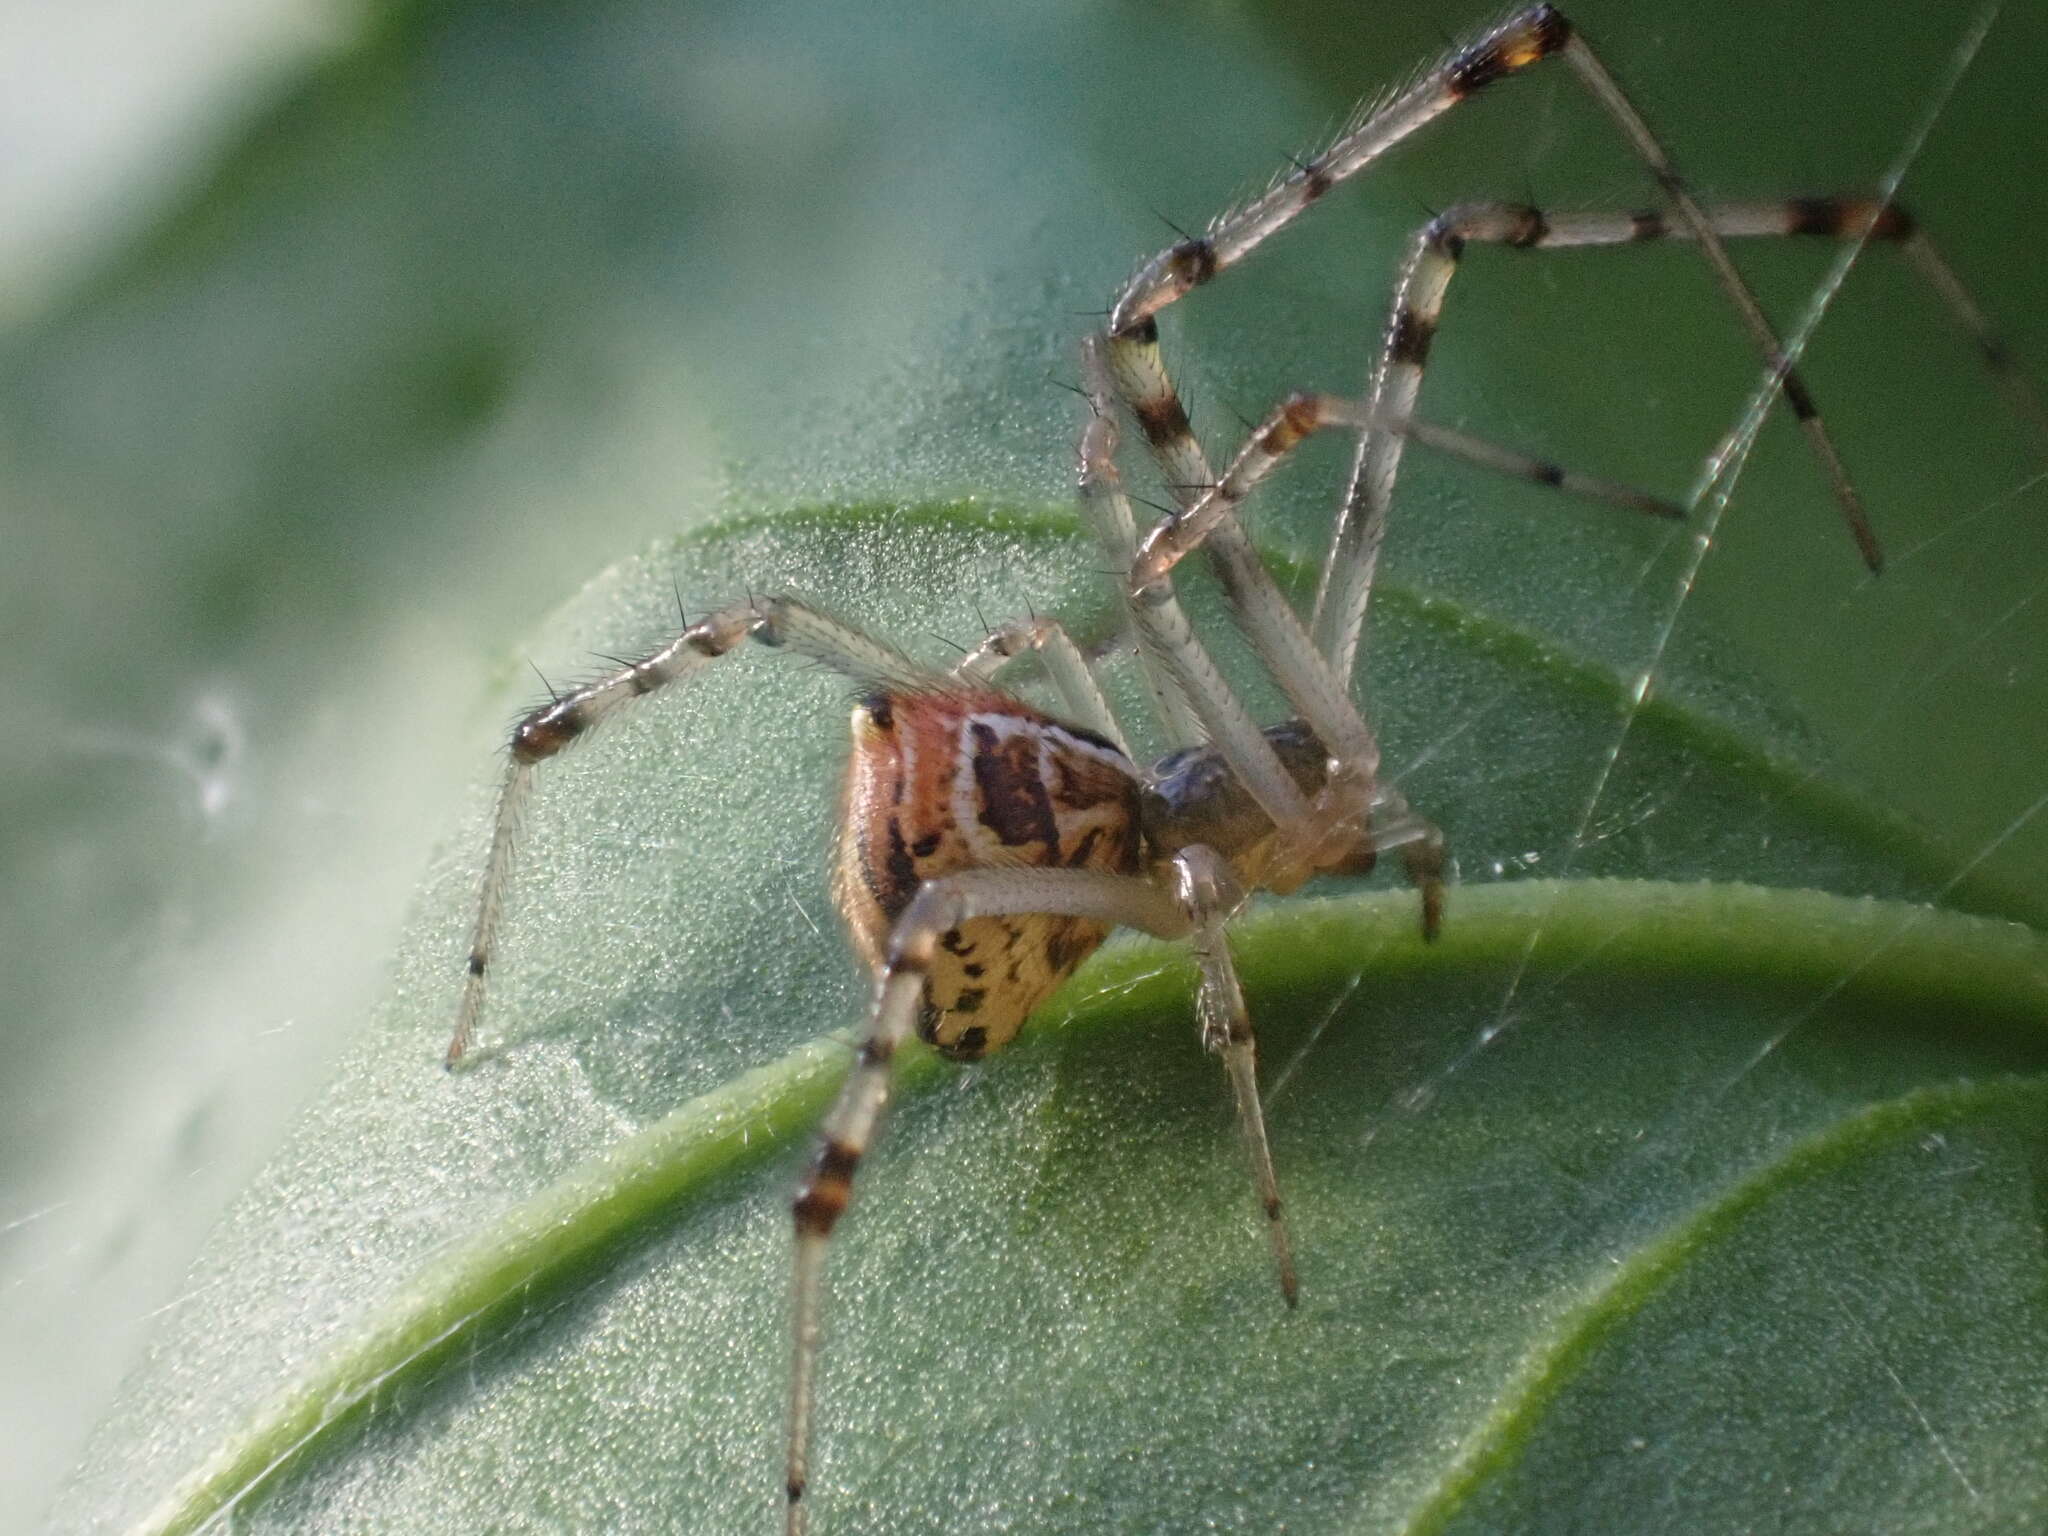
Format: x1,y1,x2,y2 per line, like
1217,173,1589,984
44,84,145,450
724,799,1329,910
123,881,2048,1536
13,0,2048,1532
68,502,2048,1534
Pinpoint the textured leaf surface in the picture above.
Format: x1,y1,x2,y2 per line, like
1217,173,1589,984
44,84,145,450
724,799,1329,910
9,0,2047,1532
76,506,2048,1536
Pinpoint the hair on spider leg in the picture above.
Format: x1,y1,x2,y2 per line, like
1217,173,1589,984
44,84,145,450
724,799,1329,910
1128,492,1185,523
1256,149,1329,204
526,659,561,706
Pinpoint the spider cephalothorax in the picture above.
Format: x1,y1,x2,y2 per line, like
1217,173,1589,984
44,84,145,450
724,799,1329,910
1142,718,1386,889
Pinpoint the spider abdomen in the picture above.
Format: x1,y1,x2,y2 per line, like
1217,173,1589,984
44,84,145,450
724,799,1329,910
833,688,1143,1060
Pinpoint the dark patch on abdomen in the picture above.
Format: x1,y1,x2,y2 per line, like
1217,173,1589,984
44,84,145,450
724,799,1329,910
970,722,1060,850
859,818,921,923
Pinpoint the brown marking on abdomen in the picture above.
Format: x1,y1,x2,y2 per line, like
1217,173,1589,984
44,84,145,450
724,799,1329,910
834,688,1145,1059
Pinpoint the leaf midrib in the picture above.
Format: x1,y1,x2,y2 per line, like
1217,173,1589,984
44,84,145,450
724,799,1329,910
1391,1074,2048,1536
132,878,2048,1536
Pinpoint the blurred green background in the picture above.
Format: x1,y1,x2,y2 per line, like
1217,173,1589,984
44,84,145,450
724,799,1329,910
4,0,2045,1529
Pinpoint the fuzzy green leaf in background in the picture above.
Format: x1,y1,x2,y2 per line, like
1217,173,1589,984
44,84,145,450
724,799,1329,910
5,0,2046,1531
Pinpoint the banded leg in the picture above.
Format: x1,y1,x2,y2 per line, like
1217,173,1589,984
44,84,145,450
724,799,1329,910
951,614,1132,756
445,595,935,1067
1106,5,1877,592
1315,196,2048,675
1170,845,1298,1305
785,864,1195,1536
1092,330,1460,934
1370,783,1448,940
1566,197,2046,453
1080,346,1318,839
1073,382,1208,750
1129,389,1681,588
1081,346,1367,890
1097,330,1386,884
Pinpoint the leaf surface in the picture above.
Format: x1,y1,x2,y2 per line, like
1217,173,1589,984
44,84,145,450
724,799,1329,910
11,0,2047,1532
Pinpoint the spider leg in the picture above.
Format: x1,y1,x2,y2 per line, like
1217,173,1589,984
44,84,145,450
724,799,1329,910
1170,845,1297,1303
1127,391,1355,591
1128,389,1682,593
1584,198,2048,469
951,613,1133,755
1082,345,1369,890
1073,384,1210,749
1090,343,1450,928
1315,197,2048,676
445,596,935,1067
1890,220,2048,457
1367,785,1447,940
1107,5,1880,573
1096,336,1411,899
785,865,1189,1536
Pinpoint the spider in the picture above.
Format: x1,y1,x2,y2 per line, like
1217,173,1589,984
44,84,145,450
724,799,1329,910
440,7,2040,1531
